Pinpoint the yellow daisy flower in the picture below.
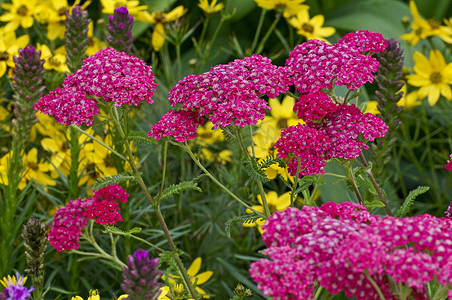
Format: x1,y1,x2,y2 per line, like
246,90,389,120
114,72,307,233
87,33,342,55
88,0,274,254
86,21,108,56
195,121,232,164
0,0,39,31
400,0,452,45
406,50,452,106
164,257,213,298
254,0,308,18
288,9,335,42
198,0,224,15
37,44,70,73
243,191,291,233
0,31,30,77
141,5,187,51
21,148,56,189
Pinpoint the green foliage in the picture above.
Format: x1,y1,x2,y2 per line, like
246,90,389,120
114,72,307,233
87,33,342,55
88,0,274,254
158,179,202,202
128,131,158,145
242,158,270,183
395,186,430,217
159,249,184,271
91,171,136,190
224,213,265,238
257,154,286,170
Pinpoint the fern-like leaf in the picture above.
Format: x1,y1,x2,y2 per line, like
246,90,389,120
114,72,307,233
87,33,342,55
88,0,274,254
242,158,269,183
158,180,202,202
128,131,157,144
395,186,430,217
225,213,265,238
91,171,136,190
257,154,286,170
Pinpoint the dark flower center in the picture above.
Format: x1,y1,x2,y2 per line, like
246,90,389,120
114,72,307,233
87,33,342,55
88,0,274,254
427,19,441,29
430,72,442,84
49,57,61,66
277,118,288,129
0,51,9,61
17,5,28,16
58,6,69,17
302,23,314,33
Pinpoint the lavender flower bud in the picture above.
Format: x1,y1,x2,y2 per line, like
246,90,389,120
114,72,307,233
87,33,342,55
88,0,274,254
121,249,162,300
65,5,91,72
107,6,134,54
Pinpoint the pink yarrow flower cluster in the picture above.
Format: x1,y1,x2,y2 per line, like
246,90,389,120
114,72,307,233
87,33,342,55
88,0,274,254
276,91,388,176
149,54,291,142
35,48,157,126
250,202,452,300
48,184,129,252
286,30,387,93
445,153,452,171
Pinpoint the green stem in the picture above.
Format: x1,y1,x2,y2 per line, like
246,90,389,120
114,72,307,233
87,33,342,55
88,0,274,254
107,228,166,253
176,43,182,79
255,12,282,54
70,124,128,161
290,157,301,206
111,108,198,299
157,141,168,203
68,127,80,200
237,128,270,217
364,270,386,300
359,153,393,216
313,286,323,300
250,8,267,53
199,16,210,46
175,141,266,218
345,161,364,205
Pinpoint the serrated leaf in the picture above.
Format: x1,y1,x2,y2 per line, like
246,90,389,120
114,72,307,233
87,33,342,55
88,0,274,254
395,186,430,217
159,180,202,202
106,225,142,236
257,154,286,170
91,171,136,190
293,176,316,195
128,131,157,144
225,213,265,238
242,158,269,183
159,249,183,271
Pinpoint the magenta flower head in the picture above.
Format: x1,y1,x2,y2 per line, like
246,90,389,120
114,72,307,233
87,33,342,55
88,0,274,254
149,54,291,142
48,185,129,251
286,31,387,93
121,249,163,300
251,204,452,300
35,48,157,126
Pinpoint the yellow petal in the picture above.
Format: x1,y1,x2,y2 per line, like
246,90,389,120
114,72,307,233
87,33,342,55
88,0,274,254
187,257,202,276
194,270,213,285
152,22,165,51
429,50,446,71
20,16,34,28
165,5,187,22
412,51,431,75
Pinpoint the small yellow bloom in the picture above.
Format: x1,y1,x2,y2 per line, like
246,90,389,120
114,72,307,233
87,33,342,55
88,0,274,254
198,0,224,15
400,0,452,45
0,0,38,31
163,257,213,298
101,0,148,18
0,31,30,77
254,0,308,18
243,191,291,233
37,44,70,73
86,21,108,56
288,9,335,42
141,6,187,51
406,50,452,106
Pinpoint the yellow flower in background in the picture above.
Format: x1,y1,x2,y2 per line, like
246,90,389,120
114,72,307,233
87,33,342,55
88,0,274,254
30,112,60,141
195,121,232,164
288,9,335,42
164,257,213,298
86,21,107,56
400,0,452,45
0,0,39,31
0,31,29,77
71,289,127,300
157,286,171,300
243,191,291,233
406,50,452,106
101,0,148,17
83,134,118,186
256,96,300,129
198,0,224,15
364,100,380,115
254,0,308,18
142,5,187,51
22,148,56,189
37,44,70,73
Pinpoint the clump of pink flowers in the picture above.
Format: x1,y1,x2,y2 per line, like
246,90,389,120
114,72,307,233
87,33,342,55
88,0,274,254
48,184,129,252
445,154,452,171
35,48,157,126
149,54,291,141
286,30,387,93
250,202,452,300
